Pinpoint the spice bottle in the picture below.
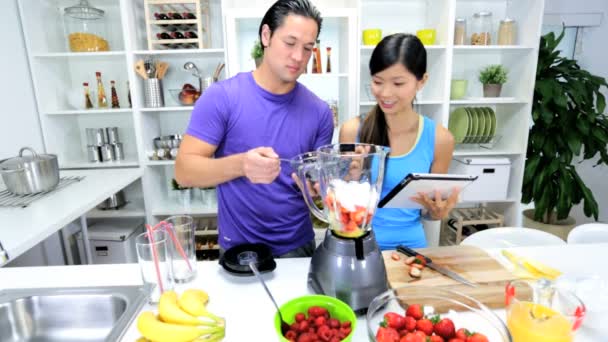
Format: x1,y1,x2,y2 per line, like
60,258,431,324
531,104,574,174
314,39,322,73
110,80,120,108
312,47,319,73
83,82,94,109
326,47,332,73
95,71,108,108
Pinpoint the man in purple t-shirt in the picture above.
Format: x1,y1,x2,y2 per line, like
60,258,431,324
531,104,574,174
175,0,334,257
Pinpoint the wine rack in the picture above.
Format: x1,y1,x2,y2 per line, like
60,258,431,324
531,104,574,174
144,0,211,50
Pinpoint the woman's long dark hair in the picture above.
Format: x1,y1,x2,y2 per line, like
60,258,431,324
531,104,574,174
359,33,427,147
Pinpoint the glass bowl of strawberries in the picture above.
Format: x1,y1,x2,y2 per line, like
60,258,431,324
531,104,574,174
367,286,511,342
275,294,357,342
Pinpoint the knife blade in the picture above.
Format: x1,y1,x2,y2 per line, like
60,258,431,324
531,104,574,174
396,245,478,287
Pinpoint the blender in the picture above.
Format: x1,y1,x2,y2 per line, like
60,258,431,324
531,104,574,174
292,143,390,314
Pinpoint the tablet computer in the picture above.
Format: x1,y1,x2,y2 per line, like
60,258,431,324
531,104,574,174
377,173,478,209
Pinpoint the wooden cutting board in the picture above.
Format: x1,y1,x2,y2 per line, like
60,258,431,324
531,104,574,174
384,245,519,310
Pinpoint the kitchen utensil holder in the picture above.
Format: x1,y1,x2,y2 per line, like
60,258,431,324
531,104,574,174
144,78,165,108
87,145,101,162
100,144,115,162
113,142,125,161
107,127,120,144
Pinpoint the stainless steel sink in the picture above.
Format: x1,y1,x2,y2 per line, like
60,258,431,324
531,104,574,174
0,285,150,342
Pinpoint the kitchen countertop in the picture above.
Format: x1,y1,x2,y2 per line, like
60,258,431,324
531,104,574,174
0,168,143,266
0,243,606,341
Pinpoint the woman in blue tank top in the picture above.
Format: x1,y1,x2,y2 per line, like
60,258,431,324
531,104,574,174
339,33,458,250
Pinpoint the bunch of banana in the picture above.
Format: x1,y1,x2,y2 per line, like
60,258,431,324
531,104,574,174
137,289,225,342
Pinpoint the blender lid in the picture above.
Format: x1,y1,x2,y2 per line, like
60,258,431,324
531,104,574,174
65,0,104,20
220,243,276,277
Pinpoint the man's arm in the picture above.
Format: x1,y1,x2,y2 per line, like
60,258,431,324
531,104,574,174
175,135,282,188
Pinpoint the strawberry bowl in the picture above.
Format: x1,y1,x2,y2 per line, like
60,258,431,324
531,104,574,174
366,286,511,341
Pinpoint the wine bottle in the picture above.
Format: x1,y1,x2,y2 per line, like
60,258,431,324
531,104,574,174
184,31,198,39
170,32,185,39
183,12,196,19
156,32,172,40
154,12,170,20
169,12,183,20
95,72,108,108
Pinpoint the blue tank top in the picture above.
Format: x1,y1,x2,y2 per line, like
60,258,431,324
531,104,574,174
359,115,436,250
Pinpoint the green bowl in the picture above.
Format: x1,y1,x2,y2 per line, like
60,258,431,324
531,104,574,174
274,294,357,341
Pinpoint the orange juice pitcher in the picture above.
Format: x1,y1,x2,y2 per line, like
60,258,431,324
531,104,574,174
505,279,586,342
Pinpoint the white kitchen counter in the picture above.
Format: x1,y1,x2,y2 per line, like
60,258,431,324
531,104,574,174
0,243,606,341
0,168,143,265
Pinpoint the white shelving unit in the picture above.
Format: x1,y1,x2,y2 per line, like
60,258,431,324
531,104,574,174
18,0,544,228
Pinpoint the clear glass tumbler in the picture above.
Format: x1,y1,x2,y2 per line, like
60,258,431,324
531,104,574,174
135,230,173,303
164,215,197,283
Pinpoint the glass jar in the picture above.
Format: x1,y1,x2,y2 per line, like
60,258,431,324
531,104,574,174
498,18,517,45
63,0,109,52
471,11,493,45
454,18,466,45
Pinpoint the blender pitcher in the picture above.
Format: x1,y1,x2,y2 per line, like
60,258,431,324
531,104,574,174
291,143,390,238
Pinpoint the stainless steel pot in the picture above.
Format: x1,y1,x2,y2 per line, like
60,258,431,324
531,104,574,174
97,190,127,210
0,147,60,195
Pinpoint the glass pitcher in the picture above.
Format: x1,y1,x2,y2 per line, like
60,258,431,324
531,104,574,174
291,143,389,239
505,278,586,342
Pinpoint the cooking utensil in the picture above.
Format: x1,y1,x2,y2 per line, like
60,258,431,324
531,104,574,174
135,60,148,79
397,245,478,287
144,57,156,79
97,190,127,210
0,147,60,195
156,61,169,79
183,61,201,78
213,62,225,82
238,250,290,335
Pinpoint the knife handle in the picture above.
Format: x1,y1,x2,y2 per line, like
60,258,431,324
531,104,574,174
396,245,432,264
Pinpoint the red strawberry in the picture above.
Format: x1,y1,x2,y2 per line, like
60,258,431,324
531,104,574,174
383,312,406,330
376,326,400,342
404,316,417,332
415,319,434,336
455,328,470,340
467,333,489,342
448,339,465,342
405,304,424,320
433,318,456,339
399,332,425,342
429,335,445,342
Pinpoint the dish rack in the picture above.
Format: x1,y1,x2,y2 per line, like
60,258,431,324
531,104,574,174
455,134,502,149
440,206,504,245
0,176,85,208
144,0,211,50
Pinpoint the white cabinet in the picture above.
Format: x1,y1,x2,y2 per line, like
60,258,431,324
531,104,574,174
18,0,545,227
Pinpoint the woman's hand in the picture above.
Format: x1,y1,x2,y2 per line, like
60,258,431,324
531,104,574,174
411,188,460,220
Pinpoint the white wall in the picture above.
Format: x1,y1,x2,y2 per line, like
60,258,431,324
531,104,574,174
0,0,44,160
544,0,608,223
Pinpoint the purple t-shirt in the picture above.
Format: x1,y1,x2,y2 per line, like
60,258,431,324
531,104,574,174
186,72,334,255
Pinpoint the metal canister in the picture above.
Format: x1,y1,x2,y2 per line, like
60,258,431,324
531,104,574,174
95,128,107,146
100,144,115,162
87,145,101,162
85,128,97,146
144,78,165,108
106,127,120,144
113,142,124,160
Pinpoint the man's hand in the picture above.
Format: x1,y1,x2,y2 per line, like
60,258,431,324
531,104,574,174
411,188,460,220
242,147,281,184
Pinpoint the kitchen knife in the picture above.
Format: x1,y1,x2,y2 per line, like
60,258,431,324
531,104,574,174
397,245,478,287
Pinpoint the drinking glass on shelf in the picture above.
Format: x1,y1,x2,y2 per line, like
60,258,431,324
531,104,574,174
135,230,173,303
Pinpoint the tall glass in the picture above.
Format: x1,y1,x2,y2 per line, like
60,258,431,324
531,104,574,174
135,230,173,303
165,215,197,283
506,279,586,342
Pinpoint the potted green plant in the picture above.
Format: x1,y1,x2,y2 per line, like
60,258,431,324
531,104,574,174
479,64,508,97
521,29,608,238
251,40,264,68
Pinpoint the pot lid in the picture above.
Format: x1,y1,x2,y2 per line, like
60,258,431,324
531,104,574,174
64,0,104,20
0,147,56,170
